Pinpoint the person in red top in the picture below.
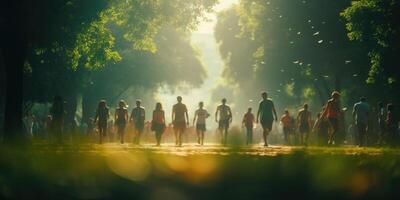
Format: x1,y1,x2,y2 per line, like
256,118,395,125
280,110,293,145
321,91,342,145
151,102,166,146
242,107,255,145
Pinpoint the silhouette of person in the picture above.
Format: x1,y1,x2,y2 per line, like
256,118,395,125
297,104,312,146
242,107,255,145
215,98,232,145
130,99,145,145
152,102,166,146
281,109,293,145
256,92,278,147
386,104,399,146
94,100,109,144
50,96,65,143
377,101,386,144
193,102,210,145
115,100,128,144
172,96,189,146
321,91,342,145
352,97,370,147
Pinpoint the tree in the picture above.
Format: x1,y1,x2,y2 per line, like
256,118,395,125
214,0,369,113
341,0,400,101
1,0,217,143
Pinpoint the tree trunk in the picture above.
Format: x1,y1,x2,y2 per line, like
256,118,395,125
3,41,26,143
81,90,96,125
1,0,28,144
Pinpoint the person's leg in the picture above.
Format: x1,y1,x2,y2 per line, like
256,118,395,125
263,128,269,146
100,127,105,144
155,131,161,146
360,123,367,147
121,125,126,144
283,128,288,145
174,130,179,145
224,125,229,145
178,129,183,146
219,128,224,144
137,129,142,145
249,128,253,144
201,130,205,145
196,129,201,144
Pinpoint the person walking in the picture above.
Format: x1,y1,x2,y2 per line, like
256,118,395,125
215,98,232,145
115,100,128,144
321,91,342,145
193,102,210,145
172,96,189,146
297,104,312,146
151,102,166,146
281,110,293,145
130,99,145,145
242,107,255,145
256,92,278,147
94,100,109,144
352,97,370,147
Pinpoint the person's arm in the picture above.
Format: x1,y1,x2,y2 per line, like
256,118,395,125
352,104,357,124
272,102,278,121
321,102,329,119
185,106,189,125
143,108,146,122
172,106,175,122
242,115,246,125
193,111,197,126
308,112,312,128
125,109,128,121
129,109,134,122
94,109,99,123
114,109,117,122
215,107,219,123
256,103,261,123
162,111,165,124
296,112,301,127
228,107,233,123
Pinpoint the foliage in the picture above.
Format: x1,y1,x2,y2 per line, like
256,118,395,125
341,0,400,87
214,0,381,113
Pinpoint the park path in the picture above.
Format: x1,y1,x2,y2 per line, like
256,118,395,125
31,142,397,156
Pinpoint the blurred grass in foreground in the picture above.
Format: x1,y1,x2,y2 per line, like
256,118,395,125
1,143,400,200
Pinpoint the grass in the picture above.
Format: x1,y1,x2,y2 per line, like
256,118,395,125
1,143,400,199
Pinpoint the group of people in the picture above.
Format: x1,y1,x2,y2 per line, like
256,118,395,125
41,90,399,147
90,92,279,146
277,92,399,147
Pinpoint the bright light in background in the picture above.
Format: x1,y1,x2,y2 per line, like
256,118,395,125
195,0,239,34
155,0,238,127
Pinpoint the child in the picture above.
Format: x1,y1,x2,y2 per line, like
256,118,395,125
242,107,255,145
281,110,293,145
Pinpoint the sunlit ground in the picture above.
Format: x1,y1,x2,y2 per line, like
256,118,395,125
1,139,400,199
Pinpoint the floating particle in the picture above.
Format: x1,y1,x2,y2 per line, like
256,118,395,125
318,40,324,44
313,31,320,36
